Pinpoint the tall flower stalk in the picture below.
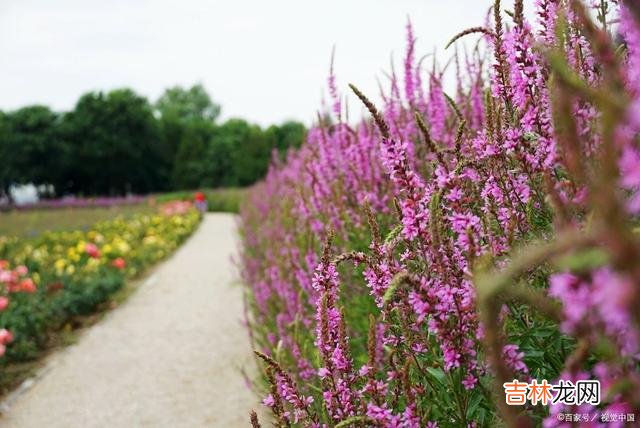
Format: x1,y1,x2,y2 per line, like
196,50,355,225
241,1,640,426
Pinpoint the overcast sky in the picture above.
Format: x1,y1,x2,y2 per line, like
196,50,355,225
0,0,535,126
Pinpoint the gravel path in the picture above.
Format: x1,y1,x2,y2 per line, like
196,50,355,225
1,213,264,428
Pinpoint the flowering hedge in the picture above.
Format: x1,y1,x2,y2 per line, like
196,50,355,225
0,202,200,363
240,1,640,426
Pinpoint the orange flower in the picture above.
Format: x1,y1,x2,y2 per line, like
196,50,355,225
19,278,36,293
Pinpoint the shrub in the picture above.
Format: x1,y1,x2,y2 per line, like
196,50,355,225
240,1,640,426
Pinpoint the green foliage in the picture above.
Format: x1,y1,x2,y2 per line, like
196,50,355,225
0,106,63,195
59,89,166,195
264,121,307,154
155,83,221,124
172,119,218,189
154,84,306,190
171,117,306,190
203,188,247,212
156,84,222,188
0,84,306,198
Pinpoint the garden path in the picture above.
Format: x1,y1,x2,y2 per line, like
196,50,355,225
1,213,264,427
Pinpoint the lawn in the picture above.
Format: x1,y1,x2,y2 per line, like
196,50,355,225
155,188,247,213
0,204,155,238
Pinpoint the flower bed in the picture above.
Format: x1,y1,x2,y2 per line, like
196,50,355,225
0,202,200,363
240,1,640,426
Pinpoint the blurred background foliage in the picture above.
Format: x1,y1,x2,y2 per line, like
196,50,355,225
0,83,306,198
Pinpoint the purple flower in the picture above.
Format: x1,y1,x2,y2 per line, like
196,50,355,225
462,374,478,390
502,344,528,374
262,394,275,407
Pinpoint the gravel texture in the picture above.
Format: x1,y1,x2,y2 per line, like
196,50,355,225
1,213,265,427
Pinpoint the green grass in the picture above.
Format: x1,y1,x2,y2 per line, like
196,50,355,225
0,187,245,239
0,204,154,238
155,187,247,213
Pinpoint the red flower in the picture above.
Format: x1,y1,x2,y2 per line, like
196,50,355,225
0,329,13,345
0,296,8,311
194,191,206,202
112,257,126,270
85,243,101,258
46,282,64,293
19,278,36,293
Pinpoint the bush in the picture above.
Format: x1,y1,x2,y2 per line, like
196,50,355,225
240,2,640,426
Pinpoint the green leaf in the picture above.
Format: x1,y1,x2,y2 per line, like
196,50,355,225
466,389,485,419
426,367,446,385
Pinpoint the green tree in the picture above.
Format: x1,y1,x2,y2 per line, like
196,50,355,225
172,120,217,189
202,119,307,189
266,121,307,154
155,84,221,187
0,85,306,198
222,119,271,186
155,83,221,123
60,89,164,195
0,111,13,198
0,106,62,196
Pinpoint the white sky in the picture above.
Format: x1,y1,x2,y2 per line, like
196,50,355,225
0,0,535,126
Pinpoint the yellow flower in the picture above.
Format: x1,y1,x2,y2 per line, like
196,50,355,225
55,259,66,271
85,258,100,271
67,247,80,262
116,240,131,254
143,236,158,245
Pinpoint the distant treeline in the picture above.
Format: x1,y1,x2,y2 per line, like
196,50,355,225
0,84,306,196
